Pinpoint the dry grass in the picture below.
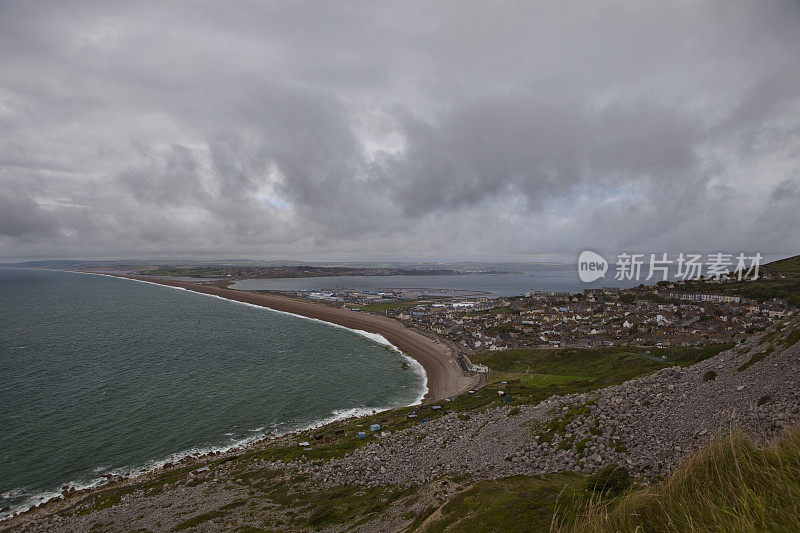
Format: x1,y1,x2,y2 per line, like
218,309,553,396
554,423,800,532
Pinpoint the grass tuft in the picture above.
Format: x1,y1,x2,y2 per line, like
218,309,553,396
737,346,774,372
555,424,800,532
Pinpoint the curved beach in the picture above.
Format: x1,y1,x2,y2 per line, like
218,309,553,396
117,275,474,403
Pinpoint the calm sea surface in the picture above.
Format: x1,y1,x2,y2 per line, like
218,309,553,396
0,269,424,518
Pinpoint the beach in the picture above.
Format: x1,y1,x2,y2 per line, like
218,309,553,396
113,275,475,403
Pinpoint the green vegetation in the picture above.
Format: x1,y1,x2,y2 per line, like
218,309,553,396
558,424,800,532
534,399,597,444
681,254,800,307
472,345,730,375
48,341,739,530
583,465,632,497
142,267,226,278
416,473,588,532
466,345,730,408
485,323,521,335
618,293,636,304
165,421,796,532
73,492,122,516
702,370,717,382
356,299,428,312
171,500,246,531
785,328,800,347
737,346,774,372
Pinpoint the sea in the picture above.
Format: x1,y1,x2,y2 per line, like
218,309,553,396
0,268,426,519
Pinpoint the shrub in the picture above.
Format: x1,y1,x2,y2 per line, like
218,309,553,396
702,370,717,382
584,465,632,497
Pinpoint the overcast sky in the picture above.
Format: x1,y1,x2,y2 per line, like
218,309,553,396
1,1,800,262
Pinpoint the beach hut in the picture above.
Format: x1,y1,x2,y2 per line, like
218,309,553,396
497,390,506,396
370,424,381,432
431,405,442,411
298,441,310,447
408,413,417,418
357,431,366,439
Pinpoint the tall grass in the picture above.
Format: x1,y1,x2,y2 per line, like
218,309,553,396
555,424,800,532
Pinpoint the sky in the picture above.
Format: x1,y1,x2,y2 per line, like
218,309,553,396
1,0,800,262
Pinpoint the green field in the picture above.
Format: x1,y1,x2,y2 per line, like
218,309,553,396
140,267,225,278
418,472,590,532
354,299,431,312
466,345,731,407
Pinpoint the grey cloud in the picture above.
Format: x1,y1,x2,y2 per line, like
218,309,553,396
0,0,799,261
0,188,60,239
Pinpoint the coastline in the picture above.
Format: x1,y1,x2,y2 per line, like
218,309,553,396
0,269,474,521
103,274,474,404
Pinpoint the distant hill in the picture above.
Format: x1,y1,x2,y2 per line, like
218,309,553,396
680,254,800,307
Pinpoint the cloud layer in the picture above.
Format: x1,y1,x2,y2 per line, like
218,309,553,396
2,0,800,261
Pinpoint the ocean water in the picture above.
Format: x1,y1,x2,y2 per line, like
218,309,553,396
231,269,645,296
0,269,425,518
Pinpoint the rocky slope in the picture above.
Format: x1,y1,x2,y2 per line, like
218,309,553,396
297,317,800,486
4,317,799,532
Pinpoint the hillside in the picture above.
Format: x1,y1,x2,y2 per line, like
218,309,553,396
681,254,800,307
4,315,799,531
559,423,800,532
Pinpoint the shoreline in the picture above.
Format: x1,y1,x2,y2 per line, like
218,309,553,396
0,269,474,521
103,273,474,404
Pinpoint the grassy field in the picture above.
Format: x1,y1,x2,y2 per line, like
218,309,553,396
466,345,731,406
354,299,431,312
558,423,800,532
417,473,589,532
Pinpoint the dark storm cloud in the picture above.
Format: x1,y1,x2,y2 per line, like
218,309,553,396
1,0,799,260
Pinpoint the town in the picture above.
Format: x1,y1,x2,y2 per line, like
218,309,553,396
273,282,791,354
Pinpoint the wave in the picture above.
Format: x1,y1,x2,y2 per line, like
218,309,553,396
1,396,407,521
2,270,427,522
81,272,429,403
